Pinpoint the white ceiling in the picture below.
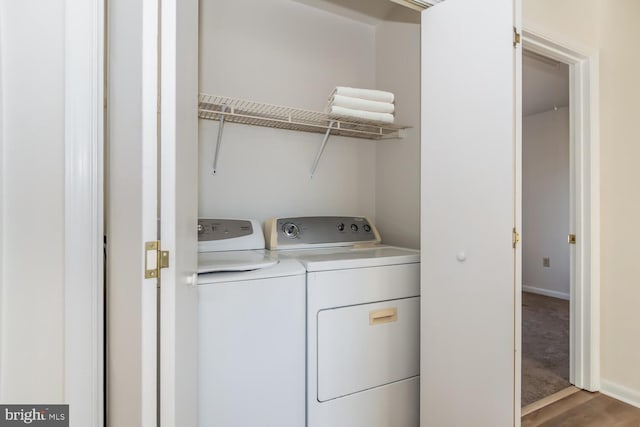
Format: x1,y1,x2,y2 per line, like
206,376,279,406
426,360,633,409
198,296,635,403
523,52,569,116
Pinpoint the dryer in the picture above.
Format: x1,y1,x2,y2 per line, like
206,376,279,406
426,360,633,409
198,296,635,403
197,218,306,427
266,216,420,427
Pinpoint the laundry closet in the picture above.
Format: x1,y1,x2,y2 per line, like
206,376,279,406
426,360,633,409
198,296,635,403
143,0,521,425
197,0,422,249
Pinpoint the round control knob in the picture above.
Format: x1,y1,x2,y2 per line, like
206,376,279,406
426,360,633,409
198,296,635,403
197,224,204,232
282,222,300,239
337,223,345,232
350,224,359,232
363,224,372,233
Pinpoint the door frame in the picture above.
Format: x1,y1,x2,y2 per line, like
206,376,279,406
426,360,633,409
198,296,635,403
64,0,105,425
521,28,600,392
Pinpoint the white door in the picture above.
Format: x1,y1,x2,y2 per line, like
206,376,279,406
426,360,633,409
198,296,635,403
420,0,521,425
159,0,199,426
107,0,162,425
109,0,198,424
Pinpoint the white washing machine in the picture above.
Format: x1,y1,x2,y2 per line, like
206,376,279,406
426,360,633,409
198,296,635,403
197,218,306,427
265,216,420,427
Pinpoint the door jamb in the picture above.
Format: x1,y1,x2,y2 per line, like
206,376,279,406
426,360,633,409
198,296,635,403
521,28,600,392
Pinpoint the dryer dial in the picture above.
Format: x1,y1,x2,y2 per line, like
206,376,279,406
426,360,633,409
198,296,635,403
282,222,300,239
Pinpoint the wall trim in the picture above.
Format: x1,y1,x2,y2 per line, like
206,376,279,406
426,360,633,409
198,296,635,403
522,28,601,392
522,286,570,301
64,0,104,426
601,379,640,409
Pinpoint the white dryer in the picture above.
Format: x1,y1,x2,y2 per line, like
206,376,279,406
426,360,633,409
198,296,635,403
266,216,420,427
197,218,306,427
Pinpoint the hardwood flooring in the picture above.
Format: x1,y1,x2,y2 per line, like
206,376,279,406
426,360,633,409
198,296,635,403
522,390,640,426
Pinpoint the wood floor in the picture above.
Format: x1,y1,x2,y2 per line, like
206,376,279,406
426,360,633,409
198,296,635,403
522,390,640,426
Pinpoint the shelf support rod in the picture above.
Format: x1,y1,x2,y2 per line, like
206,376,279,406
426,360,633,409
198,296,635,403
310,121,335,178
212,105,227,175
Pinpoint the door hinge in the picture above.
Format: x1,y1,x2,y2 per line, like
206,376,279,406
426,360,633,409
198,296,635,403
145,240,170,279
512,228,520,248
568,234,576,245
513,27,521,47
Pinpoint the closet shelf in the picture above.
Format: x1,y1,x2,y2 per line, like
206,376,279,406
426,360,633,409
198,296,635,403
198,94,410,140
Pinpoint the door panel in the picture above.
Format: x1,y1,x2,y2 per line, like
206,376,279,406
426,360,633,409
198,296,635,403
107,0,158,425
159,0,199,426
420,0,517,425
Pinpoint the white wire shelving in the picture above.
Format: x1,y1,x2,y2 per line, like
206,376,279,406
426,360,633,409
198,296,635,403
198,93,410,177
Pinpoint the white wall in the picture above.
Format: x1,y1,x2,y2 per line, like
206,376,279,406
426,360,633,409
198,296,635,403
0,0,65,402
198,0,422,247
522,107,570,299
374,7,421,249
198,0,377,225
598,0,640,406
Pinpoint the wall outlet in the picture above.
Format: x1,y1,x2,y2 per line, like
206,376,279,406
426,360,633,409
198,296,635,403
543,257,550,267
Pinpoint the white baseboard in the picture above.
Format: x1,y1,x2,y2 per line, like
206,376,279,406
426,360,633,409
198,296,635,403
601,379,640,409
523,285,570,300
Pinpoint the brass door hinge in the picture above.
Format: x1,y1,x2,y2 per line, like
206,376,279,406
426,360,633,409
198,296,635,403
512,228,520,248
568,234,576,244
145,240,169,279
513,27,521,47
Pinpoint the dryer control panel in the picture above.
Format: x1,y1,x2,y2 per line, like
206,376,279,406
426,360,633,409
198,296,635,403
265,216,381,250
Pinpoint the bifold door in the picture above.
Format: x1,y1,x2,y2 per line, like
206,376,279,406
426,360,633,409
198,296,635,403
420,0,520,425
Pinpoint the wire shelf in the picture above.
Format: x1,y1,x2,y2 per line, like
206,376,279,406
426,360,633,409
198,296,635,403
198,94,409,140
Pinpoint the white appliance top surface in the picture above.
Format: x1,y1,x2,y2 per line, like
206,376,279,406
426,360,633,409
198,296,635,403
197,258,305,285
268,245,419,272
197,250,278,274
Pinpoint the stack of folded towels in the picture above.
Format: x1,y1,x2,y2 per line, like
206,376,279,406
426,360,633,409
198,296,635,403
327,86,395,124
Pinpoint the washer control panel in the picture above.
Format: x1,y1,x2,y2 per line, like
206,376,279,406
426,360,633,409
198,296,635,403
198,218,265,252
265,216,381,249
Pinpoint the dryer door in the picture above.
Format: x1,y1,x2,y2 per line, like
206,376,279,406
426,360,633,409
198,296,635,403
317,296,420,402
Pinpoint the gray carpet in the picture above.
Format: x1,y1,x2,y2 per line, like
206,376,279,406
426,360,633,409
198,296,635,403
522,292,570,407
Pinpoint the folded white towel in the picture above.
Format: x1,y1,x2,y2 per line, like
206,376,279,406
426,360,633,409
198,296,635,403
332,86,395,103
330,94,395,114
328,106,395,124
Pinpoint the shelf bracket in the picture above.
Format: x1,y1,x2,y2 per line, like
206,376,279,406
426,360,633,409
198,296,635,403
212,105,228,175
310,121,335,178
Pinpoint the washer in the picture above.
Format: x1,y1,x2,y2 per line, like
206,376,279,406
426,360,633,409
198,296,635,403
265,216,420,427
197,218,306,427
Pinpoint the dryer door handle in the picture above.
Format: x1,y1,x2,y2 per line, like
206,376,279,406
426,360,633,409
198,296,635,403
369,307,397,325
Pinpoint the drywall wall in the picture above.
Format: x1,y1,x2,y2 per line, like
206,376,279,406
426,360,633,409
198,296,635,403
0,0,65,402
523,0,600,49
522,107,570,299
525,0,640,406
374,7,421,249
198,0,377,224
598,0,640,406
